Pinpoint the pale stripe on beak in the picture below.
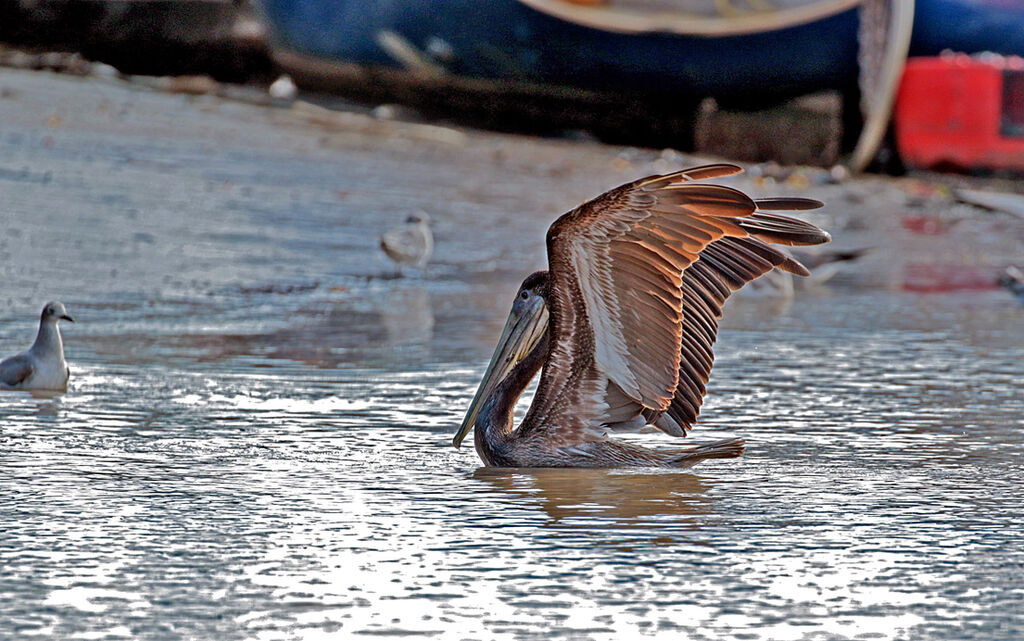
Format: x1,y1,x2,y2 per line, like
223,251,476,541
452,296,547,449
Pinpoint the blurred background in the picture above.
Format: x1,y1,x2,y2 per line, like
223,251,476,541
1,0,1024,172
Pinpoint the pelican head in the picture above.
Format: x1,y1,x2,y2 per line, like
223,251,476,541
41,301,74,324
453,271,550,448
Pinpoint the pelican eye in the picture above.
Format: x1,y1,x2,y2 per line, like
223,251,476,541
520,290,529,300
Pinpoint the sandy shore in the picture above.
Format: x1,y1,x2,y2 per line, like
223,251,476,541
1,64,1022,304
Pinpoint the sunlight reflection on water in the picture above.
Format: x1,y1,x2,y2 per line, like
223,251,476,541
3,289,1023,641
3,291,1022,639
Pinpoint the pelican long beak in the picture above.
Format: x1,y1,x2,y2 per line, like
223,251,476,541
452,296,548,449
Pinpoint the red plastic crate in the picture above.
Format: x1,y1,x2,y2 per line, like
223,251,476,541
894,54,1024,172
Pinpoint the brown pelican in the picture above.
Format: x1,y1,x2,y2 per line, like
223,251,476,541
0,301,74,391
453,165,830,468
381,212,433,275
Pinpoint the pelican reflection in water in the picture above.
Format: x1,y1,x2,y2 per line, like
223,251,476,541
453,165,830,468
473,467,712,527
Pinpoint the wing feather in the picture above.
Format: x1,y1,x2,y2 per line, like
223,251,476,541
0,354,34,387
520,166,829,445
754,197,825,211
661,232,827,435
736,212,831,245
636,163,744,189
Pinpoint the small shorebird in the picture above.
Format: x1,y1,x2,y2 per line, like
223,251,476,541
745,247,869,298
0,301,74,391
381,212,433,275
997,265,1024,303
453,165,830,468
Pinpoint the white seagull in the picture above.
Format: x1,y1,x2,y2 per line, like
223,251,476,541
380,212,433,275
0,301,74,391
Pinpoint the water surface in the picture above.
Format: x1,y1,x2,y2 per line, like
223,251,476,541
1,68,1023,640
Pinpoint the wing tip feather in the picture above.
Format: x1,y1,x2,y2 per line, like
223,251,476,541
638,163,744,190
754,197,825,211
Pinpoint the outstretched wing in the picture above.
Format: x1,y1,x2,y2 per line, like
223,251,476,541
0,353,34,387
656,223,827,436
520,165,829,447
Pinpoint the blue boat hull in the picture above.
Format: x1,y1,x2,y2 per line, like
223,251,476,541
260,0,1024,101
259,0,861,102
911,0,1024,58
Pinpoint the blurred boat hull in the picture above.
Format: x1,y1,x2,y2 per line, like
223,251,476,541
258,0,1024,150
259,0,861,103
911,0,1024,59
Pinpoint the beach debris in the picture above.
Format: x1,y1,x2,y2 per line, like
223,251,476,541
955,188,1024,221
269,75,298,101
